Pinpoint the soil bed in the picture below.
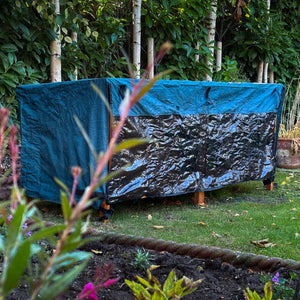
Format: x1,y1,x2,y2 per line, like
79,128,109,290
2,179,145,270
6,241,299,300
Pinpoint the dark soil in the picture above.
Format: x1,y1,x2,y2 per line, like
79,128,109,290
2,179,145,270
6,241,299,300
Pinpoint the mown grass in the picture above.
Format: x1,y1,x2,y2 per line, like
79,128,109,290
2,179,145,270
88,170,300,261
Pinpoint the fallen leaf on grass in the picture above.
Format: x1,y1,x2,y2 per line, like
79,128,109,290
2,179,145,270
198,221,207,226
291,207,297,211
152,225,164,229
250,238,277,248
212,232,222,238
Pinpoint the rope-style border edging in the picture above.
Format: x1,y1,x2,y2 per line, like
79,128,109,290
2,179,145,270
87,230,300,272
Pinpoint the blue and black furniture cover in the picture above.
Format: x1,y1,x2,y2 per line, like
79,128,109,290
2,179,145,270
17,79,284,207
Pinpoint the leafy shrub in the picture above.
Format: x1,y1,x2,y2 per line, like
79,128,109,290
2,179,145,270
126,268,203,300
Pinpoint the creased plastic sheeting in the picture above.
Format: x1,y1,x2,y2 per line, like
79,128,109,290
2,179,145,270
205,113,276,189
107,112,277,203
17,79,109,208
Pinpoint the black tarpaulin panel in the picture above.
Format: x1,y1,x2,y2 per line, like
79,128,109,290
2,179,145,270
108,112,277,203
107,115,208,202
204,113,276,190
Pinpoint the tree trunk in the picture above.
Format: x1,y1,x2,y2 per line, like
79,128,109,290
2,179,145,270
133,0,142,79
205,0,217,81
216,41,222,72
195,41,200,63
261,0,271,83
147,37,154,79
269,67,274,83
257,61,263,83
263,62,269,83
71,31,78,80
50,0,61,82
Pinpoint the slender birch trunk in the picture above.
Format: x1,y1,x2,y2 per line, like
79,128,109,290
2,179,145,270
263,62,269,83
71,31,78,80
50,0,61,82
258,0,271,83
133,0,142,79
269,68,274,83
195,41,200,63
257,61,263,83
205,0,217,81
216,41,222,72
147,37,154,79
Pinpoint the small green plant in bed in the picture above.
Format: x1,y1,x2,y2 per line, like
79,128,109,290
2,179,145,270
125,268,203,300
131,248,154,271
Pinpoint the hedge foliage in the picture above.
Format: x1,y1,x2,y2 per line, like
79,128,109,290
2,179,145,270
0,0,299,122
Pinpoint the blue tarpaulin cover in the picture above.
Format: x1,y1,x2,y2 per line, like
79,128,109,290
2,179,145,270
17,79,284,207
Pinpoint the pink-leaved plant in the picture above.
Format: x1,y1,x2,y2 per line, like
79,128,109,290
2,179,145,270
78,263,119,300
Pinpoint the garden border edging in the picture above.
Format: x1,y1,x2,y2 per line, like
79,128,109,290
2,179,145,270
86,230,300,272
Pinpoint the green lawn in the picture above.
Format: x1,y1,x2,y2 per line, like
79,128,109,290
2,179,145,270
90,170,300,261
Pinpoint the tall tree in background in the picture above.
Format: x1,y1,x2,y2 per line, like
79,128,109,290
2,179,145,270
205,0,217,81
50,0,61,82
257,0,271,83
133,0,142,79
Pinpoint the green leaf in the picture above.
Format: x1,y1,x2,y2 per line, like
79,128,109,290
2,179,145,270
11,65,26,76
263,281,272,300
64,36,72,43
56,15,63,26
92,31,98,39
61,27,68,35
114,138,151,154
19,24,30,36
135,275,153,289
6,203,25,247
111,33,117,44
145,15,152,28
1,57,10,72
125,279,151,299
27,224,66,243
95,164,131,190
39,260,88,300
61,191,72,221
54,177,70,197
7,53,15,65
163,269,176,294
60,237,95,254
162,0,169,10
0,44,18,52
0,235,4,251
3,240,31,295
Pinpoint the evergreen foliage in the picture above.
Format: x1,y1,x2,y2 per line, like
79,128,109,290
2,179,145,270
0,0,299,123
